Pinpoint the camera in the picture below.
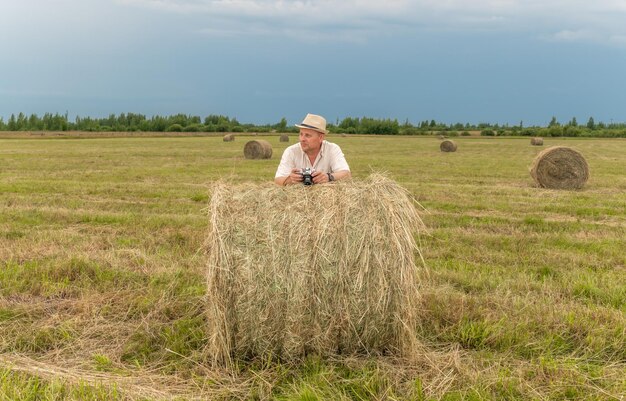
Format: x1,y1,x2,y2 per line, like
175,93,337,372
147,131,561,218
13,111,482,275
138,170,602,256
302,167,313,186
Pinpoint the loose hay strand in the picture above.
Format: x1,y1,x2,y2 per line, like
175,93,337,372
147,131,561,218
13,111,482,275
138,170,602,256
206,174,426,368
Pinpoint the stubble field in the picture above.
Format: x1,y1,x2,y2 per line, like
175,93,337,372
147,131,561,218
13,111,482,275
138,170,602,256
1,134,625,400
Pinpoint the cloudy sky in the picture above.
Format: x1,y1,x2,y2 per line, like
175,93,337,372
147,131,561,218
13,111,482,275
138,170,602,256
1,0,626,126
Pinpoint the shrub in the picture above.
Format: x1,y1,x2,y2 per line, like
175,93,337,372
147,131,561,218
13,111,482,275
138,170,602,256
520,128,537,137
183,124,201,132
562,126,581,137
481,130,496,136
400,127,421,135
547,126,563,137
167,124,183,132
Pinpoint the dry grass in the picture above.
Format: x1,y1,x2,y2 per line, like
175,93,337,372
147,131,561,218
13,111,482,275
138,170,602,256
206,174,426,367
530,146,589,189
243,139,273,159
440,140,457,152
1,135,624,400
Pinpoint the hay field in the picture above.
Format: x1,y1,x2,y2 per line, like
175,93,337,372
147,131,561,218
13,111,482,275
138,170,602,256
1,134,625,400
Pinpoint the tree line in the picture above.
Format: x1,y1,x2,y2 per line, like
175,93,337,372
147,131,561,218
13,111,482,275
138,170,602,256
1,112,625,137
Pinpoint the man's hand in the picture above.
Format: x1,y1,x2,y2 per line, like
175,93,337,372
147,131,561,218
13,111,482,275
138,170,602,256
312,170,330,184
288,168,304,184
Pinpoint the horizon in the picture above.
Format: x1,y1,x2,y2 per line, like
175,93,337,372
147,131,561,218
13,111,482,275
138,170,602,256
0,110,621,129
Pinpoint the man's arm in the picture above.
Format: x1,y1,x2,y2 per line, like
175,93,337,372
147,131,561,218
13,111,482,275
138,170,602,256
274,176,289,186
275,146,296,185
328,143,351,181
275,168,304,186
311,169,351,184
333,170,351,181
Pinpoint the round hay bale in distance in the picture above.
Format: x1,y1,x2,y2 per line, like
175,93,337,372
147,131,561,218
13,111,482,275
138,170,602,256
530,146,589,189
223,134,235,142
531,137,544,146
243,139,273,159
279,134,289,142
206,174,425,367
440,139,457,152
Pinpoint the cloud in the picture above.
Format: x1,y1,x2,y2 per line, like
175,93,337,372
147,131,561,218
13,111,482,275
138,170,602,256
114,0,626,46
115,0,413,42
548,29,600,42
609,35,626,45
117,0,410,18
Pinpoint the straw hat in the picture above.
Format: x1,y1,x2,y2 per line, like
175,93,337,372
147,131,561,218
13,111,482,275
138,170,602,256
295,113,329,135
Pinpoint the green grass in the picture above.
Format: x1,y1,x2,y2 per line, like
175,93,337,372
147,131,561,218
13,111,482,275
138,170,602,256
0,369,122,401
0,135,625,400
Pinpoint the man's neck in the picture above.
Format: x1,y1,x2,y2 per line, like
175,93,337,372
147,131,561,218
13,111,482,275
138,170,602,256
307,150,319,165
305,146,321,165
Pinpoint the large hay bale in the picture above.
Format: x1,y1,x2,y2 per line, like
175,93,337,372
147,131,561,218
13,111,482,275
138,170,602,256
530,146,589,189
243,140,272,159
279,134,289,142
206,174,425,367
531,137,544,146
223,134,235,142
440,139,457,152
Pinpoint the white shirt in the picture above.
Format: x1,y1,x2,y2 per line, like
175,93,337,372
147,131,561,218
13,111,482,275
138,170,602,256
275,140,350,178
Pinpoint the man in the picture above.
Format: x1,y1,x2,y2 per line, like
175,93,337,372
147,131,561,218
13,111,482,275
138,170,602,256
275,113,351,186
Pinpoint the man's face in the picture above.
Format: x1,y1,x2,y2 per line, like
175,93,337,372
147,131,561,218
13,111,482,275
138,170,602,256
299,128,324,154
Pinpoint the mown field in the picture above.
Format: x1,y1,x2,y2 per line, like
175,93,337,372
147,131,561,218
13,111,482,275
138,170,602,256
0,134,624,400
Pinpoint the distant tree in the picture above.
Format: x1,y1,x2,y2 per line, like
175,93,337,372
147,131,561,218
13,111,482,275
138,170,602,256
359,118,399,135
339,117,359,130
183,124,202,132
16,112,27,130
563,125,581,137
151,116,168,132
547,125,563,137
548,116,559,127
2,111,623,137
277,117,287,131
7,114,17,131
452,122,464,130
